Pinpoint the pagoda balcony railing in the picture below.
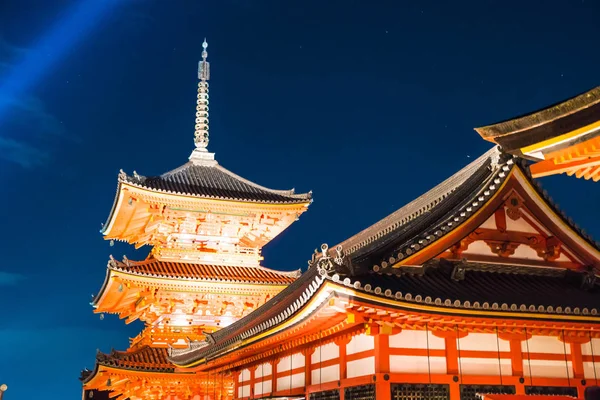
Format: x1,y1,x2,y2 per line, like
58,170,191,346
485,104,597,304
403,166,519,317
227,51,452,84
154,246,262,266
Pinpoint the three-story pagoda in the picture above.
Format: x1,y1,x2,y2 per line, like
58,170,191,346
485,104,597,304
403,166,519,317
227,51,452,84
80,40,311,400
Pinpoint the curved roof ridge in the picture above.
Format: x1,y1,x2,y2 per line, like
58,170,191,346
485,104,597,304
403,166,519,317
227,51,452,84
104,255,300,284
254,264,302,278
214,163,308,198
115,162,311,204
337,146,501,256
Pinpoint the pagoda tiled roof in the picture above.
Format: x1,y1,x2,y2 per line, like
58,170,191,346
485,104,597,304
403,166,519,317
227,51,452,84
107,256,301,284
81,346,176,383
117,161,312,204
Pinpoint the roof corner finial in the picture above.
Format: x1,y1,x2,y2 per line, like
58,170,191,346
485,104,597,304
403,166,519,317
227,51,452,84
194,38,210,150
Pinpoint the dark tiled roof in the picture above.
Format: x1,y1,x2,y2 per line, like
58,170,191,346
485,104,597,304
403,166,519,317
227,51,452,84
168,147,600,368
337,147,510,269
96,346,174,373
355,260,600,311
118,162,311,204
108,256,300,284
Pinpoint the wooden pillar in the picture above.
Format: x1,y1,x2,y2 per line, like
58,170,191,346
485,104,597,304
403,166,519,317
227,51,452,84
249,366,257,400
336,337,351,380
433,329,468,400
303,349,314,400
232,371,240,400
373,329,391,400
499,332,531,394
271,358,279,395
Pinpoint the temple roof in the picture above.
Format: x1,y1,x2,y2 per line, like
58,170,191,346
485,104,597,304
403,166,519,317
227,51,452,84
107,256,301,284
169,147,600,367
117,161,312,204
475,86,600,154
337,147,501,266
169,258,600,366
360,259,600,311
82,346,176,384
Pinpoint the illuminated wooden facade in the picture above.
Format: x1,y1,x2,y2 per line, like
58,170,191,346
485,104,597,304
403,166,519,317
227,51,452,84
476,87,600,181
170,147,600,400
81,41,311,400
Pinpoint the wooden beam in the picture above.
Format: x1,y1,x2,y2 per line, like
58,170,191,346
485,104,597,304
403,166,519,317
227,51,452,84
530,154,600,178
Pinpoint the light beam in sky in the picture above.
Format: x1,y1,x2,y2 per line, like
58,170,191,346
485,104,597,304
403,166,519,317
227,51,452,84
0,0,122,125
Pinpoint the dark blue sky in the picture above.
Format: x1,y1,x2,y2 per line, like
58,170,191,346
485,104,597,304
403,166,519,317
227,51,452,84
1,1,599,398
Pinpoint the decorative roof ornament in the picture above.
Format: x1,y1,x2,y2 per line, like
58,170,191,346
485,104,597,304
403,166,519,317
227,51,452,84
313,243,354,276
189,38,217,165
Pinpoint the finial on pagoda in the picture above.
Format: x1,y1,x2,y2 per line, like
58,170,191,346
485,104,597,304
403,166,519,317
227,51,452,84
194,39,210,149
189,39,217,165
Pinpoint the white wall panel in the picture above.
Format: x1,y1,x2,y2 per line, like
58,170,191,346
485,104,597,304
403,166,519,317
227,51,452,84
312,342,339,363
523,360,573,378
459,357,511,376
311,365,339,384
347,333,374,355
347,356,375,378
390,355,446,374
254,380,272,396
522,336,570,354
459,333,509,352
390,330,445,349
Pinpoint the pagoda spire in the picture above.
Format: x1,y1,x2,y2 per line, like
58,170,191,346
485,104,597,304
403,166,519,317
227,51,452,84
189,38,216,165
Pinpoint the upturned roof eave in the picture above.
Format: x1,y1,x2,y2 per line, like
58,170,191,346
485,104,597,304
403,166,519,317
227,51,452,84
475,86,600,139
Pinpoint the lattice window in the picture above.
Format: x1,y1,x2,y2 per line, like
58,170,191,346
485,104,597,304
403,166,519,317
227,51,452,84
525,386,578,397
310,389,340,400
460,385,515,400
345,384,376,400
391,384,449,400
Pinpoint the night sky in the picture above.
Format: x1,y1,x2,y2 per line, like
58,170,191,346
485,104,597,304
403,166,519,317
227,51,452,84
1,1,600,398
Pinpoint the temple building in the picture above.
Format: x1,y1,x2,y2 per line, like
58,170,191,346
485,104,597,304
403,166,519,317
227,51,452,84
476,87,600,181
81,39,600,400
80,41,311,400
167,88,600,400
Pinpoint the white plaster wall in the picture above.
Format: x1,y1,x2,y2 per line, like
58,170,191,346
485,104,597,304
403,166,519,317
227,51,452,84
523,360,573,378
582,339,600,355
254,380,272,396
479,215,497,230
522,336,570,354
390,355,446,374
347,333,374,354
463,241,496,257
511,245,543,260
238,384,250,398
255,362,272,379
459,333,510,352
390,329,445,349
505,213,539,234
583,362,600,380
347,356,375,378
278,353,305,372
312,365,340,384
239,369,251,382
459,357,511,376
312,342,339,363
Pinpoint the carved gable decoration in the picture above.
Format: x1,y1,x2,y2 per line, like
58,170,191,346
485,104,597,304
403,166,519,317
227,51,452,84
443,188,583,268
